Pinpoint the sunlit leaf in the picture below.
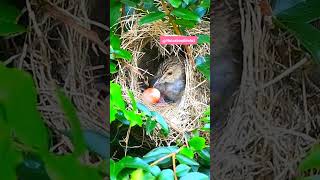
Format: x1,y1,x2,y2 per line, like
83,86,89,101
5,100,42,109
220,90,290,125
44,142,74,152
189,136,206,151
167,0,182,8
158,169,174,180
139,12,166,26
176,164,191,177
180,172,209,180
171,8,200,22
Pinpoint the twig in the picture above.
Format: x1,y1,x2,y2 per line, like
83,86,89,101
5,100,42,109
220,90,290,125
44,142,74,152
256,57,308,91
124,126,131,156
159,0,194,67
40,0,108,54
172,154,178,180
150,146,183,166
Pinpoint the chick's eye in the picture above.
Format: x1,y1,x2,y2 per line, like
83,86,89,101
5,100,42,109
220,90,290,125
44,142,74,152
167,71,172,75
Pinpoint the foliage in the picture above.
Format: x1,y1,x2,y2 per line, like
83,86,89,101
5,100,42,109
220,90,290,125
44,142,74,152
272,0,320,63
111,144,210,180
110,82,169,136
296,145,320,180
0,64,105,179
0,2,26,37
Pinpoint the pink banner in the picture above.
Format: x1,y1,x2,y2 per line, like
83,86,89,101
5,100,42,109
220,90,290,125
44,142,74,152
160,36,198,45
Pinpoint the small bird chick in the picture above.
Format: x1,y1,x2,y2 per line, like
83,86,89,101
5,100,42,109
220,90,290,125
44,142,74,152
151,56,186,103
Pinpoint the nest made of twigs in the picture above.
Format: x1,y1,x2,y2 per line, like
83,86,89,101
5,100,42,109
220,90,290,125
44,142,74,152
115,12,210,146
213,0,320,179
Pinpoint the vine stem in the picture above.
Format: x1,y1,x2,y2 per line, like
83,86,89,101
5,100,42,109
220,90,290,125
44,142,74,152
159,0,195,67
172,154,178,180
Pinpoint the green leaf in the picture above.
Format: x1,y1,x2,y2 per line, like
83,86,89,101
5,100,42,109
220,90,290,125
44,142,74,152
110,62,118,74
282,22,320,63
0,2,20,23
180,172,209,180
167,0,182,8
158,169,174,180
151,111,169,136
118,156,151,173
56,89,86,157
171,8,200,22
143,146,178,164
176,154,199,166
150,165,161,176
83,129,109,159
0,64,48,151
0,22,26,37
201,123,210,131
299,146,320,172
110,104,117,123
176,164,191,177
110,0,122,29
139,12,166,26
110,82,126,110
195,55,210,80
45,155,101,180
121,0,139,7
113,49,133,61
16,154,50,180
124,110,142,127
179,147,194,159
0,122,22,180
146,119,157,135
275,0,320,22
131,168,145,180
182,0,191,5
110,159,117,180
197,34,210,44
137,102,152,116
189,136,206,151
110,34,121,50
195,7,207,18
175,19,197,28
271,0,303,15
197,147,210,164
199,0,210,8
300,175,320,180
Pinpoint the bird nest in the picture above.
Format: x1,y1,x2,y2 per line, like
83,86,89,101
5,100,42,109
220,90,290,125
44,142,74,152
213,0,320,179
115,13,210,145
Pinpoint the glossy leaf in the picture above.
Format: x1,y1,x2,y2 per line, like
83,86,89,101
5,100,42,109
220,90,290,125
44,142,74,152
179,147,194,159
83,129,109,159
171,8,200,22
274,0,320,22
151,111,169,136
175,19,197,28
195,55,210,80
139,12,166,26
0,22,26,37
271,0,303,15
113,49,133,61
150,165,161,176
110,0,122,29
197,147,210,164
146,119,157,135
158,169,174,180
299,147,320,172
0,64,48,150
167,0,182,8
56,89,86,156
176,154,199,166
180,172,209,180
110,34,121,50
189,136,206,151
137,102,152,116
0,2,20,23
110,62,118,74
176,164,191,177
124,110,142,127
143,146,178,164
195,7,207,18
110,82,125,110
121,0,139,7
197,34,210,44
199,0,210,8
